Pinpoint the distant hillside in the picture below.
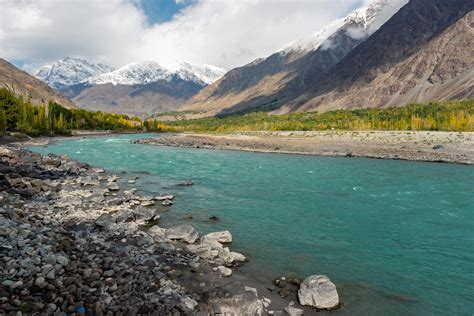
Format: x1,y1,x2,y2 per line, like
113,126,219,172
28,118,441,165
0,59,75,108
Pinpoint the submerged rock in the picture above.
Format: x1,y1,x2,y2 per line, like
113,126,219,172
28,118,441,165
177,180,194,187
162,200,173,206
298,275,339,310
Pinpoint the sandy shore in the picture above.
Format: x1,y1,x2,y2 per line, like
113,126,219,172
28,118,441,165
134,131,474,165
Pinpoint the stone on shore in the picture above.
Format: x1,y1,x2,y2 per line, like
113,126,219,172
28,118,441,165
284,302,304,316
165,225,199,244
298,275,339,310
148,226,166,237
209,286,264,315
106,182,119,191
0,146,14,158
217,265,232,277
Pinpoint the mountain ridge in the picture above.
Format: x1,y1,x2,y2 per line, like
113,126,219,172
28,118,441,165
35,57,114,90
0,58,76,108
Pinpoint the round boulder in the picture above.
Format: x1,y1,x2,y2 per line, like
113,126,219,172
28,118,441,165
298,275,339,309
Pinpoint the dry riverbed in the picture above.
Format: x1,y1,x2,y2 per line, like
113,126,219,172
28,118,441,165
134,131,474,164
0,144,338,315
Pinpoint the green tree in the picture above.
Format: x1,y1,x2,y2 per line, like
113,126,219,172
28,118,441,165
0,109,7,135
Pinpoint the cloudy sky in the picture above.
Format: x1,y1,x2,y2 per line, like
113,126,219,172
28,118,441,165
1,0,370,72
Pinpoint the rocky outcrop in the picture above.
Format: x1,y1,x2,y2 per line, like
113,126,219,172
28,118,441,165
298,275,340,309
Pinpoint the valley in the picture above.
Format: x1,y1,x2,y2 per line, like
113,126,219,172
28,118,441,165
1,0,473,315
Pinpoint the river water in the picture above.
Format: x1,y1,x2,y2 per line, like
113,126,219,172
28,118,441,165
30,133,474,315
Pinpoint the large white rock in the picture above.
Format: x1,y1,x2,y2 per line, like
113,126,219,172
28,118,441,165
298,275,339,309
203,231,232,243
0,147,14,158
165,225,199,244
217,265,232,277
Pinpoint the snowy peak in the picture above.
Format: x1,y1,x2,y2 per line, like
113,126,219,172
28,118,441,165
85,61,169,86
166,62,226,85
85,61,226,86
342,0,409,40
280,0,408,55
34,57,114,90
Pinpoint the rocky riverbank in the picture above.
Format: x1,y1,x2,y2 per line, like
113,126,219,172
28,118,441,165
0,145,339,315
133,131,474,164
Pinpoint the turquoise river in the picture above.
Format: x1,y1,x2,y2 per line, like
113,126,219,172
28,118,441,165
30,133,474,315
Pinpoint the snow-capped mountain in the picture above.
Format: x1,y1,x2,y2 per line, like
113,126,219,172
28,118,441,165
280,0,408,55
85,61,169,86
166,62,226,85
34,57,114,90
43,60,226,117
85,61,225,86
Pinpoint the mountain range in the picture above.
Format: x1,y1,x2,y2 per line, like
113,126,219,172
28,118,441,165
1,0,472,118
34,58,225,117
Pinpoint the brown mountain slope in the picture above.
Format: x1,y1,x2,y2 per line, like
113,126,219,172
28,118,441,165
0,59,75,108
69,75,206,117
180,6,385,117
286,0,474,113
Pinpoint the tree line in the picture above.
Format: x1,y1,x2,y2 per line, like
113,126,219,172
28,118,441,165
153,100,474,133
1,86,472,136
0,88,144,136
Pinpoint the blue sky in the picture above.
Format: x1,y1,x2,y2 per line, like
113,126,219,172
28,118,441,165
136,0,196,24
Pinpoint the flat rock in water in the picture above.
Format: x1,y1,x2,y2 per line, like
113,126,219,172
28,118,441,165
165,225,199,244
298,275,339,310
204,230,232,243
155,194,175,201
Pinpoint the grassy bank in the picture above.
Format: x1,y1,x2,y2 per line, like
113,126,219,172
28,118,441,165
151,100,474,133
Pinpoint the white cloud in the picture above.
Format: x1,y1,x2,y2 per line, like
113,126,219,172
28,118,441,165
0,0,366,72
